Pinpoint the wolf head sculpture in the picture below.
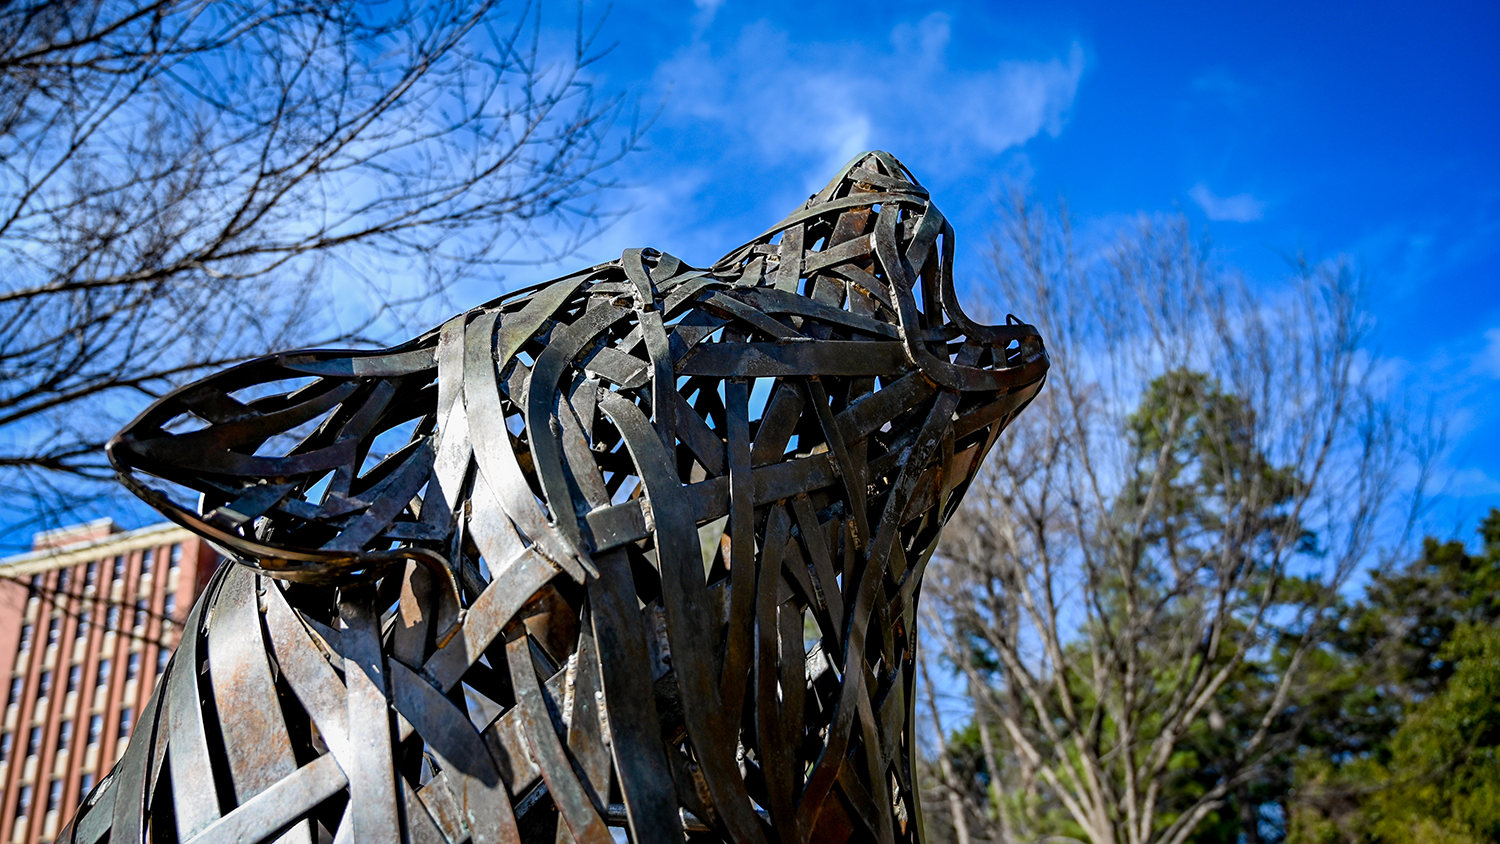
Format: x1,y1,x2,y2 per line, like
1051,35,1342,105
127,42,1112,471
79,152,1047,844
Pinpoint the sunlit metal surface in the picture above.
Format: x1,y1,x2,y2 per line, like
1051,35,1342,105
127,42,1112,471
71,151,1047,844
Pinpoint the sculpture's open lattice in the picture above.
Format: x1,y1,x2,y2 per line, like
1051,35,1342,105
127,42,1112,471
70,152,1047,844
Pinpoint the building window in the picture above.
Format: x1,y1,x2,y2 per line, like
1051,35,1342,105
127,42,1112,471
28,574,41,596
112,555,125,581
46,778,63,813
133,600,148,631
156,649,170,675
16,785,31,819
47,616,61,646
95,659,110,687
164,594,177,617
118,708,132,738
84,561,97,588
87,715,102,745
77,611,90,638
66,665,80,694
8,675,22,706
169,544,182,569
126,653,139,681
106,605,120,630
79,772,95,800
27,725,42,756
141,548,154,575
0,732,11,761
19,622,32,650
56,720,72,752
38,670,51,698
57,568,70,591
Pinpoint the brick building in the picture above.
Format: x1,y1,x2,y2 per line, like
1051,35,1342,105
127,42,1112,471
0,520,220,843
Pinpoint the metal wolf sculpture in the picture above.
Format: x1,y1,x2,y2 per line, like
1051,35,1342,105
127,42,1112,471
69,152,1047,844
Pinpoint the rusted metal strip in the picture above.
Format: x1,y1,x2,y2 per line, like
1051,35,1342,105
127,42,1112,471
526,301,632,549
261,579,354,764
207,569,303,810
185,755,346,844
676,341,912,378
588,548,683,844
595,390,768,844
465,310,590,581
754,505,798,838
389,659,520,844
719,379,754,720
167,566,229,839
339,587,401,844
505,635,611,844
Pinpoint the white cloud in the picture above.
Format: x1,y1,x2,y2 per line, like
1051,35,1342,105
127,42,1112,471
481,13,1086,283
1449,466,1500,497
890,12,953,63
652,15,1085,194
691,0,725,29
1189,183,1266,222
1480,327,1500,378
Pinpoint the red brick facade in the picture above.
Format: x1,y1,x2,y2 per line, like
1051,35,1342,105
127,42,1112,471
0,522,219,843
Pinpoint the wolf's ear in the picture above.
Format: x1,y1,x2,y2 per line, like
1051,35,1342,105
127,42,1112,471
708,149,937,300
108,341,446,583
711,149,931,274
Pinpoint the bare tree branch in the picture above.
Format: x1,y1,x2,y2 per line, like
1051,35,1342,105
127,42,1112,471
919,195,1432,844
0,0,641,543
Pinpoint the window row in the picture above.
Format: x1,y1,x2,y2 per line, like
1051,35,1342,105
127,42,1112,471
25,544,183,598
11,771,96,821
0,708,132,763
6,649,171,707
17,594,180,651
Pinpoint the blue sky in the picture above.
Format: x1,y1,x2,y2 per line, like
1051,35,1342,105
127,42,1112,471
11,1,1491,548
490,0,1498,538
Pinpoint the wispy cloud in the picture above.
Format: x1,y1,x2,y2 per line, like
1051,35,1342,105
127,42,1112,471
1189,183,1266,222
654,13,1085,195
1480,327,1500,378
1448,466,1500,497
691,0,725,30
480,11,1086,285
1190,69,1263,112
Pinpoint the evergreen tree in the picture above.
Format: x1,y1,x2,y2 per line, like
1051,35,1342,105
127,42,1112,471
1288,510,1500,842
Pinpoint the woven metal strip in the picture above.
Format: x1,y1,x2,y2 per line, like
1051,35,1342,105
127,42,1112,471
70,151,1048,844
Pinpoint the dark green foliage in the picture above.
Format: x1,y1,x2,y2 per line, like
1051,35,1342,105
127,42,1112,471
931,203,1427,844
933,366,1500,844
1288,510,1500,843
938,369,1323,843
1121,369,1304,554
1365,622,1500,843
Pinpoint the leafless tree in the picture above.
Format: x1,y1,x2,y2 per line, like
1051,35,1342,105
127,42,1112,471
919,197,1431,844
0,0,638,540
